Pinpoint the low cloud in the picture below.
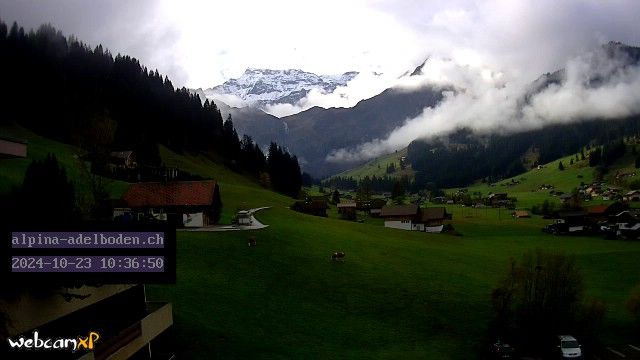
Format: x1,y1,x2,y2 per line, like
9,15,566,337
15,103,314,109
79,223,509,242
326,46,640,163
262,71,401,118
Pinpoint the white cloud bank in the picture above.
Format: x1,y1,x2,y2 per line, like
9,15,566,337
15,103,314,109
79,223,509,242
326,46,640,162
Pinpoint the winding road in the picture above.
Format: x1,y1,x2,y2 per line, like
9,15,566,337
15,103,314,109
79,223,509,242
181,207,271,232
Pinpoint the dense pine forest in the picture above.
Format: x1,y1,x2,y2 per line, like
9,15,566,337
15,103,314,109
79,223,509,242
408,117,640,189
0,20,301,197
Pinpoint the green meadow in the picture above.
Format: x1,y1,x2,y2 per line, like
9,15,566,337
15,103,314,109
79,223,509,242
461,150,639,209
333,147,414,180
147,149,640,359
2,126,639,358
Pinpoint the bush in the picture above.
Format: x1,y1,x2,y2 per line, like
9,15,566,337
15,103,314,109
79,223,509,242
627,284,640,324
629,179,640,191
490,250,604,354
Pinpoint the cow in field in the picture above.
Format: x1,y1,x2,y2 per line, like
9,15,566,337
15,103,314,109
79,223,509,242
331,251,345,262
248,236,257,247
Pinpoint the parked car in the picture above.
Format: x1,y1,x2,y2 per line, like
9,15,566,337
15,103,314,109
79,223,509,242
557,335,582,358
490,340,515,359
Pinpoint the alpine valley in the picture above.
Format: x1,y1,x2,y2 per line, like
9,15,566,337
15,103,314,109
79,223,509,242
194,42,640,184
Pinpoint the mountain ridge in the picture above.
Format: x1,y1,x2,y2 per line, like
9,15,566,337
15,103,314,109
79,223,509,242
203,68,359,109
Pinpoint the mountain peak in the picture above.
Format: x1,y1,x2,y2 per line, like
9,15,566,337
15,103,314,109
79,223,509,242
204,69,359,109
410,57,429,76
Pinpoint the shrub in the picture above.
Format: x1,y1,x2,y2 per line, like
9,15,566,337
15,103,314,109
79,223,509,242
627,284,640,324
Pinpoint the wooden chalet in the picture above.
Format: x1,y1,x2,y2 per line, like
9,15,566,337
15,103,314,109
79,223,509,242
624,190,640,202
585,202,627,223
380,205,451,233
337,202,357,220
293,196,329,217
512,210,530,218
120,180,220,227
488,193,509,207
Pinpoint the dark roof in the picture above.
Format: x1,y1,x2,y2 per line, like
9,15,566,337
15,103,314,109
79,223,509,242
585,204,610,215
557,210,587,218
305,198,328,210
0,135,28,144
123,180,217,208
308,195,328,200
420,207,447,221
559,193,572,199
337,202,357,208
380,204,419,217
110,150,134,159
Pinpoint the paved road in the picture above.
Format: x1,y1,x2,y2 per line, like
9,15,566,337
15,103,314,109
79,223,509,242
180,207,271,232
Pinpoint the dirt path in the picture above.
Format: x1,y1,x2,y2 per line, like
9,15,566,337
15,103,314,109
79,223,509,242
180,207,271,232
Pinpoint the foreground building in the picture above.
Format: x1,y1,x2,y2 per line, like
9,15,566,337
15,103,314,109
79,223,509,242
1,284,173,359
119,180,221,227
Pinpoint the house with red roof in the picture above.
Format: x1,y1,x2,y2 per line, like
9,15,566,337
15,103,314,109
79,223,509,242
120,180,221,227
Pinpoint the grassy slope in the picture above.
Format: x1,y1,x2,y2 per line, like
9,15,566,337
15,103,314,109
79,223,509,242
146,150,640,359
2,129,638,358
0,125,129,198
332,147,414,180
458,150,639,209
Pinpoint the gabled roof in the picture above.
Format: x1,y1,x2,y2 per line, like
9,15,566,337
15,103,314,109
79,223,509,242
110,150,134,159
380,204,419,217
420,207,447,221
557,210,587,218
585,204,610,215
513,210,530,217
123,180,217,208
337,202,357,208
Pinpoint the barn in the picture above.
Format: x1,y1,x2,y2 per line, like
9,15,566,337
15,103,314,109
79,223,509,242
121,180,221,227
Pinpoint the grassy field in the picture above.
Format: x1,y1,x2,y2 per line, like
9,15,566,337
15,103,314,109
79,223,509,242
0,125,129,199
146,151,640,359
146,202,640,359
457,151,640,209
332,147,414,180
2,129,639,358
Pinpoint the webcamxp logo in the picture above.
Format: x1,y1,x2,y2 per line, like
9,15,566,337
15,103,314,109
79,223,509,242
7,330,100,352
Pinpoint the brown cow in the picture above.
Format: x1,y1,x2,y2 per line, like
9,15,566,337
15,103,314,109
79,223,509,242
248,236,257,247
331,251,345,262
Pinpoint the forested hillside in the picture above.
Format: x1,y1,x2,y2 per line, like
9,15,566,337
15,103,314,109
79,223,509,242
0,20,301,197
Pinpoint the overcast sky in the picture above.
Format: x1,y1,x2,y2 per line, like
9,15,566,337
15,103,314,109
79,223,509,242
1,0,638,90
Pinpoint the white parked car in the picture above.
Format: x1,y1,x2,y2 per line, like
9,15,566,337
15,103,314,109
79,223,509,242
558,335,582,358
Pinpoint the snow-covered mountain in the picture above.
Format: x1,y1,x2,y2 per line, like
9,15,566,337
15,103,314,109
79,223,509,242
203,68,358,108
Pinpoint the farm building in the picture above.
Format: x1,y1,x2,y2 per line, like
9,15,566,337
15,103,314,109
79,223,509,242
624,190,640,202
585,202,627,223
380,205,451,232
380,204,419,230
559,193,572,204
107,150,137,170
121,180,221,227
293,196,329,217
512,210,530,218
488,193,509,207
337,202,357,220
419,207,452,233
